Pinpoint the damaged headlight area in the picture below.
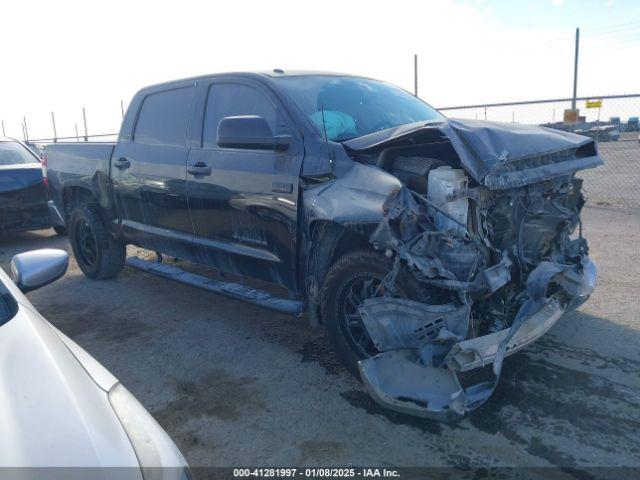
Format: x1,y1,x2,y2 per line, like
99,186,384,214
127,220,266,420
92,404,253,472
358,174,596,421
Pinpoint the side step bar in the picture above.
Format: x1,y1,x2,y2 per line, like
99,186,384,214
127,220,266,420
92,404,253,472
126,256,304,316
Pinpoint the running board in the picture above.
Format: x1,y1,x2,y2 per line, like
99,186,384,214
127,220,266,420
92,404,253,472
126,256,304,316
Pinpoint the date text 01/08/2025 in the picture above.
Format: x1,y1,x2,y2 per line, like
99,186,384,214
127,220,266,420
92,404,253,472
232,468,400,478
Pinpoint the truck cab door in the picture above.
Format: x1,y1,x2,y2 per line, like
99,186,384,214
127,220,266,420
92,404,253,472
111,84,195,258
186,79,303,292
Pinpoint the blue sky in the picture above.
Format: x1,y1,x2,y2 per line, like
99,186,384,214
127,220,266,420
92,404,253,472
1,0,639,139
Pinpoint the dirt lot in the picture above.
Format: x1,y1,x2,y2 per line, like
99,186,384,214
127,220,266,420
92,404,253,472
1,205,639,474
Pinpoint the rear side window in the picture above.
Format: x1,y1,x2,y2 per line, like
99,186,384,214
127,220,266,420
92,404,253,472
202,84,277,148
0,142,38,165
134,87,194,146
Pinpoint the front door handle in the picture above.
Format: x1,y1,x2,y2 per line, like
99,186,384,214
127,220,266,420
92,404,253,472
187,162,212,176
114,157,131,169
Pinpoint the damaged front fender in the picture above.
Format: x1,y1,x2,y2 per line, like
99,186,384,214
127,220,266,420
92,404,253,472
304,162,402,230
302,162,404,324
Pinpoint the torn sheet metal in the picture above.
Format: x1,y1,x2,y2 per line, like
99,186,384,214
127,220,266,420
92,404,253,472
356,168,597,420
359,350,468,421
368,187,482,292
446,298,564,372
358,298,470,351
358,256,596,421
328,114,602,420
343,118,604,189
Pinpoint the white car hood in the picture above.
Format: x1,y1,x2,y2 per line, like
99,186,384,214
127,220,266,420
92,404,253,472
0,270,141,472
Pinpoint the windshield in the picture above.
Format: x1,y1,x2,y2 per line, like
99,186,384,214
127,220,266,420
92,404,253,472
0,142,39,166
273,75,444,141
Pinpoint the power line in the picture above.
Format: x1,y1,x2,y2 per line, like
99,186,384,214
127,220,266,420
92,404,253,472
585,25,640,38
581,41,640,54
582,19,640,33
581,35,640,50
582,30,640,43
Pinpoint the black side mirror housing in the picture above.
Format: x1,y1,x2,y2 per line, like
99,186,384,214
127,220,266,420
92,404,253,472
217,115,290,151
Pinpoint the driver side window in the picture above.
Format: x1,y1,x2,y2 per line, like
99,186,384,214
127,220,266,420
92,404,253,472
202,83,278,148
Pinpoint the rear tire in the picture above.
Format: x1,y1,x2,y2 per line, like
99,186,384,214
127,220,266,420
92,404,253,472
321,249,426,379
69,204,125,279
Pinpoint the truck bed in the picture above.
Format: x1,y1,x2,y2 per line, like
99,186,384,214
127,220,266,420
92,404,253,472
45,142,116,222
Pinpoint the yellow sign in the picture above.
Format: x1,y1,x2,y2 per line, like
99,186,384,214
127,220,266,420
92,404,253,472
586,99,602,108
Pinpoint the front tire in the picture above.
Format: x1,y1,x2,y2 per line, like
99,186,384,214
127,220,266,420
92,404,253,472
321,249,426,379
69,204,125,279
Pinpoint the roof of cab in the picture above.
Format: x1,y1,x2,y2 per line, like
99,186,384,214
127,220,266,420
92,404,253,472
136,70,364,93
261,69,358,78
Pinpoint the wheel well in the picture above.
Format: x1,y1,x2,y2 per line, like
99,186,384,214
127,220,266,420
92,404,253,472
331,227,370,262
62,186,98,215
305,220,376,325
310,221,372,273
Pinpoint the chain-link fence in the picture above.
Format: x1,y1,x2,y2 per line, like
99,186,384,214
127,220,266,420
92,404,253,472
439,94,640,208
8,94,640,208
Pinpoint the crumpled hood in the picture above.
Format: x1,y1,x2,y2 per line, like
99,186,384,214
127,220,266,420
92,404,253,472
0,270,140,471
343,118,604,188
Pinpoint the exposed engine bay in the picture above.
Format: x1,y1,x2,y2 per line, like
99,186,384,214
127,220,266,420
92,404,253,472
340,119,601,420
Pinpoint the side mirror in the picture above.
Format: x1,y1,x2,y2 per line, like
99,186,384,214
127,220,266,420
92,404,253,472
11,249,69,293
217,115,291,151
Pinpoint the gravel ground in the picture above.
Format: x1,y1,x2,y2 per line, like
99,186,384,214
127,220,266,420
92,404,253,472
1,205,639,475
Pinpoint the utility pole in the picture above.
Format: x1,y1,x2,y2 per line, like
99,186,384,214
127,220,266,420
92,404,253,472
82,107,88,141
1,120,5,137
571,27,580,110
23,116,29,142
51,112,58,142
414,54,418,97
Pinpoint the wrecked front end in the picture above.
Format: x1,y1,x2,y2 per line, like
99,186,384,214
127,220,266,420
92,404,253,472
349,120,601,420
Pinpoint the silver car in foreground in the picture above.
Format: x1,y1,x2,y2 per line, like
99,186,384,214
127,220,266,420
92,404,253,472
0,249,190,480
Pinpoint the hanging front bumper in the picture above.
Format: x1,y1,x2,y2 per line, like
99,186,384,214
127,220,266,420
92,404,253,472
357,257,597,421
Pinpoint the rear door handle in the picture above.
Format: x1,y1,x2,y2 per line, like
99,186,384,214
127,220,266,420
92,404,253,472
114,157,131,169
187,162,212,176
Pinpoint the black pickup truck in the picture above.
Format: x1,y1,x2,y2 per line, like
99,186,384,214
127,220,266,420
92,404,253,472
46,71,602,420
